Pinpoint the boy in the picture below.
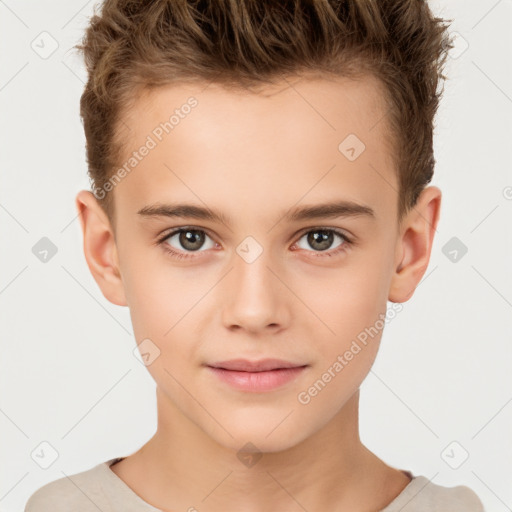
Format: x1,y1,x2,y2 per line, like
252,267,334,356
25,0,485,510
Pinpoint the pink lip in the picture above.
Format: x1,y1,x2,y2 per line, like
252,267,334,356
208,358,306,372
206,359,308,392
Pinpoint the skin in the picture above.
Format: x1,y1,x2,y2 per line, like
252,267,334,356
75,74,441,512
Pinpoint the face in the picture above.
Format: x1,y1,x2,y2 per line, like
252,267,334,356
82,75,428,453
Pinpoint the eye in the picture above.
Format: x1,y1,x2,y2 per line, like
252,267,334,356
293,228,352,257
157,227,216,260
156,226,353,261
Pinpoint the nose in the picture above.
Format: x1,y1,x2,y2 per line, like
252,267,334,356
220,245,291,334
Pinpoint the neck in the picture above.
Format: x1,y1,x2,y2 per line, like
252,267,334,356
111,388,410,512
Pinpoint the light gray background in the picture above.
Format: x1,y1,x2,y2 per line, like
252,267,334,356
1,1,511,511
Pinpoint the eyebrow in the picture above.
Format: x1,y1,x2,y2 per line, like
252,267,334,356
137,200,376,225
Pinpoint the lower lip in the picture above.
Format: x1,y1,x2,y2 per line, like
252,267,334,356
207,366,308,392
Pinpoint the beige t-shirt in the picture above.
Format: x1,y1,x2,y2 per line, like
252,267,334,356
24,457,485,512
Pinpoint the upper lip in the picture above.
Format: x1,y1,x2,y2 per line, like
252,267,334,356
207,358,307,372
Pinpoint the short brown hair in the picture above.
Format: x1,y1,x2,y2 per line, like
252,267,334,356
75,0,453,226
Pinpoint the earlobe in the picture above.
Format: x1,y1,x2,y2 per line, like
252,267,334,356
388,186,442,303
75,190,128,307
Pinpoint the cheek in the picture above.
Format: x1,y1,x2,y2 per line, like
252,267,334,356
119,253,179,348
301,258,388,339
298,252,391,389
122,260,212,365
297,282,385,415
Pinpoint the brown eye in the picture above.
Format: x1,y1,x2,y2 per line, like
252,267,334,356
296,229,349,253
162,228,215,253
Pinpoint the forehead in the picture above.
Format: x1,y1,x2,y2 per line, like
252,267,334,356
113,75,397,225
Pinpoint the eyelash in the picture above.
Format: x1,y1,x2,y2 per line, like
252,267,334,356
156,226,353,261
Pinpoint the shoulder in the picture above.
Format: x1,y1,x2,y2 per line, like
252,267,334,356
382,474,485,512
24,460,115,512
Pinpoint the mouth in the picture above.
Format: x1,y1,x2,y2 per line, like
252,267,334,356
205,359,309,392
207,358,307,372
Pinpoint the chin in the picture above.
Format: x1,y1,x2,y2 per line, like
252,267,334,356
206,419,310,456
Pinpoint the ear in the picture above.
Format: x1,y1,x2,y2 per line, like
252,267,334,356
388,186,442,303
75,190,127,307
